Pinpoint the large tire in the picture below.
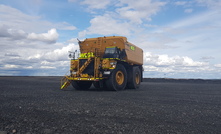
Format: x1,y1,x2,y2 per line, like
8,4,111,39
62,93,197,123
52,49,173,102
127,66,141,89
71,81,92,90
105,64,127,91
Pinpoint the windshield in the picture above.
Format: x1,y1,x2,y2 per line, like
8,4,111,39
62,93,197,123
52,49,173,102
103,47,119,58
105,47,116,54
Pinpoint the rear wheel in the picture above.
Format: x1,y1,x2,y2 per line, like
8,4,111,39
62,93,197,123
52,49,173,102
71,81,92,90
105,64,127,91
127,67,141,89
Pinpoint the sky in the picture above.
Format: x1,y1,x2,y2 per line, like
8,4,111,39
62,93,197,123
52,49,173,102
0,0,221,79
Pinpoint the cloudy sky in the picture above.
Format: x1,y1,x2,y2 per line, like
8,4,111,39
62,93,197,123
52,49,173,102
0,0,221,79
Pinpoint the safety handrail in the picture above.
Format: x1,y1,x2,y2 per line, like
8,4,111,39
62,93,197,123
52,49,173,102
60,70,71,89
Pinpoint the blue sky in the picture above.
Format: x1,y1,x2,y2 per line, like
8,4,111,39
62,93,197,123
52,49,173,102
0,0,221,79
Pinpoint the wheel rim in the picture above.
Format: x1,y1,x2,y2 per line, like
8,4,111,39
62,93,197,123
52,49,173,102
135,72,140,84
116,71,124,85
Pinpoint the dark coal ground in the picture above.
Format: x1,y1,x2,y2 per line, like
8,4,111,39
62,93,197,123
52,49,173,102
0,76,221,134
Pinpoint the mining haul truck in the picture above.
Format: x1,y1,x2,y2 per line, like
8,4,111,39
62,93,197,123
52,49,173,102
61,36,143,91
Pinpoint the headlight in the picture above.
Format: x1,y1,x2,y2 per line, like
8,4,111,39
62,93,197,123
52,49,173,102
110,62,117,65
104,71,111,75
111,65,116,68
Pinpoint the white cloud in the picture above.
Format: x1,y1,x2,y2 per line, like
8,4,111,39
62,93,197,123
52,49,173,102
0,24,27,39
146,8,221,60
81,0,111,9
215,64,221,68
27,28,58,43
78,0,166,37
142,52,221,78
200,56,214,61
28,43,79,61
0,24,58,43
0,4,79,76
116,0,166,24
116,7,146,23
182,56,207,67
131,33,176,50
43,43,78,61
67,38,78,43
5,53,20,57
0,42,78,75
68,0,78,2
144,52,208,67
40,66,56,69
184,8,193,13
167,10,219,29
4,64,19,69
174,1,187,6
68,0,112,13
196,0,221,9
54,22,76,30
173,0,221,9
78,14,131,37
0,5,76,33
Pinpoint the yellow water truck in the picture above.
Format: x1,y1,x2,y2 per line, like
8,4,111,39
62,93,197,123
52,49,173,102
61,36,143,91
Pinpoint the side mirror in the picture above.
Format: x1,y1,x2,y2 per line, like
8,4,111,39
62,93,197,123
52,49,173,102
69,53,72,58
68,51,75,59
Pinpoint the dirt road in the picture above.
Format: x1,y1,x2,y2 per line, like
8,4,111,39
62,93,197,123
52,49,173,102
0,77,221,134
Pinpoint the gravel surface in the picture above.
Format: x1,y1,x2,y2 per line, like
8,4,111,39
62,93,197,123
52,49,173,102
0,76,221,134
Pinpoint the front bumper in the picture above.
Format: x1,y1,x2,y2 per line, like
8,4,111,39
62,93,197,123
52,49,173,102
67,76,103,81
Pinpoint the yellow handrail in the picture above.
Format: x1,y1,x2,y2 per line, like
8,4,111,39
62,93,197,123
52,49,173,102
60,71,71,89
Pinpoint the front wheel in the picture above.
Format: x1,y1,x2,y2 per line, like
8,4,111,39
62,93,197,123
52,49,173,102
105,64,127,91
71,81,92,90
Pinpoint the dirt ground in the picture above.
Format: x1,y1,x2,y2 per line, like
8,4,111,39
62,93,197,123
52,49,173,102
0,76,221,134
